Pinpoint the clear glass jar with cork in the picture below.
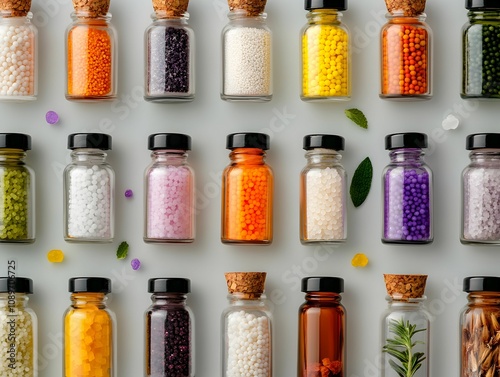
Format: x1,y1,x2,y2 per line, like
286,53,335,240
0,0,37,101
222,272,273,377
221,0,272,102
380,0,432,100
381,274,430,377
65,0,117,101
145,0,195,102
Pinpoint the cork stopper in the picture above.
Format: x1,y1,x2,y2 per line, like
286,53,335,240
72,0,110,17
384,0,426,16
225,272,267,299
0,0,31,16
384,274,427,300
153,0,189,17
228,0,267,16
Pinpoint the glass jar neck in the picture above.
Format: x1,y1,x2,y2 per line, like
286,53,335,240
305,149,342,165
386,12,427,22
230,148,266,165
0,10,32,20
307,9,343,24
468,10,500,21
386,295,426,308
228,9,267,20
71,292,108,309
152,11,189,22
152,149,188,164
71,11,111,22
305,292,342,303
469,149,500,162
467,292,500,306
71,149,108,163
389,148,425,163
228,292,266,305
151,293,187,306
0,149,27,163
0,293,29,309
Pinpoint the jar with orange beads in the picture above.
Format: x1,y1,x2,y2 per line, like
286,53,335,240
380,0,432,100
221,133,274,245
63,277,116,377
65,0,117,101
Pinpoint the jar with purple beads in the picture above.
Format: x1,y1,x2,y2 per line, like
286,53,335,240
383,133,433,244
145,278,194,377
144,0,195,102
144,133,195,243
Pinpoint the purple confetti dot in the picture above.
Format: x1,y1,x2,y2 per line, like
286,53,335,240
131,258,141,270
125,189,133,198
45,111,59,125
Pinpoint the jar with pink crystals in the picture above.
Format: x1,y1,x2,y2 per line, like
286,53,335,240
144,133,195,243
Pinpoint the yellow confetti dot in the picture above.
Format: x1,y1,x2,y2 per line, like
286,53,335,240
351,253,368,268
47,249,64,263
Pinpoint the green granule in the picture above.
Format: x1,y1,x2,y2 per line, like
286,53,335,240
0,168,30,240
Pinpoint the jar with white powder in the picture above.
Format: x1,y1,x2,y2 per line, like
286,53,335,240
462,133,500,244
221,0,272,102
222,272,272,377
144,133,195,243
64,133,114,242
300,134,347,244
0,0,37,101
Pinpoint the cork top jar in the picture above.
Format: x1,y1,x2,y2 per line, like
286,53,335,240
0,0,31,16
225,272,267,300
72,0,110,17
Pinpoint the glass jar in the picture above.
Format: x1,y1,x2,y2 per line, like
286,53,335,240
298,277,345,377
221,8,272,102
221,133,273,244
461,133,500,244
145,278,194,377
462,2,500,99
460,276,500,377
64,133,114,243
0,6,37,101
383,133,433,244
0,133,35,243
222,272,272,377
380,11,432,100
300,135,347,244
144,133,195,243
144,6,195,102
65,0,117,101
301,0,351,102
64,277,115,377
0,277,37,376
381,274,429,377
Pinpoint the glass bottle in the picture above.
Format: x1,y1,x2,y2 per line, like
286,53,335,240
221,133,273,244
0,277,37,376
382,133,433,244
301,0,351,102
298,277,345,377
300,135,347,244
144,133,195,243
144,0,195,102
461,133,500,244
462,2,500,99
222,272,272,377
460,276,500,377
145,278,195,377
380,0,432,100
381,274,430,377
221,2,272,102
0,133,35,243
0,1,37,101
64,277,116,377
65,0,117,101
64,133,114,243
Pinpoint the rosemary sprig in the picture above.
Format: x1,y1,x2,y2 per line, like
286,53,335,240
383,319,426,377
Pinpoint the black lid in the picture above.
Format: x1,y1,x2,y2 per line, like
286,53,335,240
301,277,344,293
303,134,345,151
148,278,191,293
305,0,347,10
464,276,500,292
148,133,191,151
68,133,112,150
385,132,428,150
226,133,270,150
466,0,500,10
0,277,33,294
69,277,111,293
466,133,500,150
0,133,31,150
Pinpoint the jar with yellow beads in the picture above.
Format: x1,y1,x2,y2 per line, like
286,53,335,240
301,0,351,102
63,277,116,377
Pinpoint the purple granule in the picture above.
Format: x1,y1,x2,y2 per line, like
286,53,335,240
45,111,59,125
125,189,133,198
131,258,141,270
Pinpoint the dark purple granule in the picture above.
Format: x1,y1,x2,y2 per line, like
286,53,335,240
148,27,190,95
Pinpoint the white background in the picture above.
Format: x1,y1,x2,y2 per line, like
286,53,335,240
1,0,499,376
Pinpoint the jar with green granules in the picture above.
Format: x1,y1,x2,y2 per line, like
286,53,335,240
0,133,34,243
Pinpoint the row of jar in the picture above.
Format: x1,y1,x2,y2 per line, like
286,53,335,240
1,273,497,377
1,131,500,245
1,0,498,102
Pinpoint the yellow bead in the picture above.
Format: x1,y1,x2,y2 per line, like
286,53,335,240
47,249,65,263
351,253,369,268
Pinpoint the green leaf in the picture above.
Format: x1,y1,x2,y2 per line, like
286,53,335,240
345,108,368,129
116,241,129,260
350,157,373,207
